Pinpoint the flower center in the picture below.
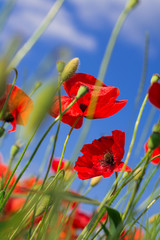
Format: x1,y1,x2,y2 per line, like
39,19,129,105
104,152,114,165
79,104,87,113
3,112,14,122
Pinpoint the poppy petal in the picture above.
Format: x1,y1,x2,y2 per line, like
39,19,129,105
148,82,160,109
111,130,125,164
49,96,83,129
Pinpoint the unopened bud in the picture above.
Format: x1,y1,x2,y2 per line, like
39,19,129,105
56,61,65,73
126,0,139,11
90,176,102,187
61,58,79,82
35,195,50,216
122,172,130,179
148,132,160,150
149,214,159,224
35,81,42,89
76,85,89,99
0,127,5,137
10,144,20,159
150,74,160,84
152,124,160,133
134,168,142,181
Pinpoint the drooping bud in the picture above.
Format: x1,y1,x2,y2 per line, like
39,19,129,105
148,132,160,150
150,74,160,84
133,168,142,181
61,58,79,82
35,195,50,216
90,176,102,187
0,127,5,137
56,60,65,73
76,85,89,99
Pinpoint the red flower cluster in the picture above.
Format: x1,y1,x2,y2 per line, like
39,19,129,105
148,82,160,109
0,84,33,132
145,139,160,164
50,73,127,128
74,130,132,180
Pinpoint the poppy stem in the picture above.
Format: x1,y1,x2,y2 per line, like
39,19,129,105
0,95,82,211
122,193,160,239
8,0,65,69
122,150,152,221
42,72,62,185
56,116,81,174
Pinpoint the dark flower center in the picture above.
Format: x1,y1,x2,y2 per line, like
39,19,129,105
79,104,87,113
104,152,114,165
3,112,14,122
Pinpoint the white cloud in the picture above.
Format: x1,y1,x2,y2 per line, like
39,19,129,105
1,0,160,55
0,0,96,51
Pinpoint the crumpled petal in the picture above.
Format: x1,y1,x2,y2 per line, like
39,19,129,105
49,96,83,129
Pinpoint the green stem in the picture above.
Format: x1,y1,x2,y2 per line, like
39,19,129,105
122,150,152,221
42,73,62,185
123,194,160,238
70,0,138,164
57,116,80,173
0,97,81,211
8,0,65,68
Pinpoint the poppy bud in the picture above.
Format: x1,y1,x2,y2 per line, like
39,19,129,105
34,81,42,89
76,85,89,99
35,195,50,216
61,58,79,82
152,124,160,133
56,61,65,73
148,132,160,150
150,74,160,84
90,176,102,187
149,214,159,224
0,127,5,137
10,144,20,159
126,0,139,10
133,168,142,181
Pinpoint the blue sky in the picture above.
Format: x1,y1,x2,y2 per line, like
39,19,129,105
0,0,160,221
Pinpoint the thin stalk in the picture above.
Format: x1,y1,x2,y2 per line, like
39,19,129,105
0,97,81,211
42,72,62,185
9,0,65,68
123,194,160,238
71,0,138,164
57,116,80,173
122,151,152,221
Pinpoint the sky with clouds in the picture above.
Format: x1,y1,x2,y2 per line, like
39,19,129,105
0,0,160,218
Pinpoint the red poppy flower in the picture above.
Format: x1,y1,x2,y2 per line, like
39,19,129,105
74,130,132,180
121,228,144,240
72,209,91,230
51,158,73,172
0,84,33,132
5,197,26,215
50,73,127,128
148,82,160,109
0,156,16,186
145,139,160,164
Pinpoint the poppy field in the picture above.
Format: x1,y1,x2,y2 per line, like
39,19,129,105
0,0,159,239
